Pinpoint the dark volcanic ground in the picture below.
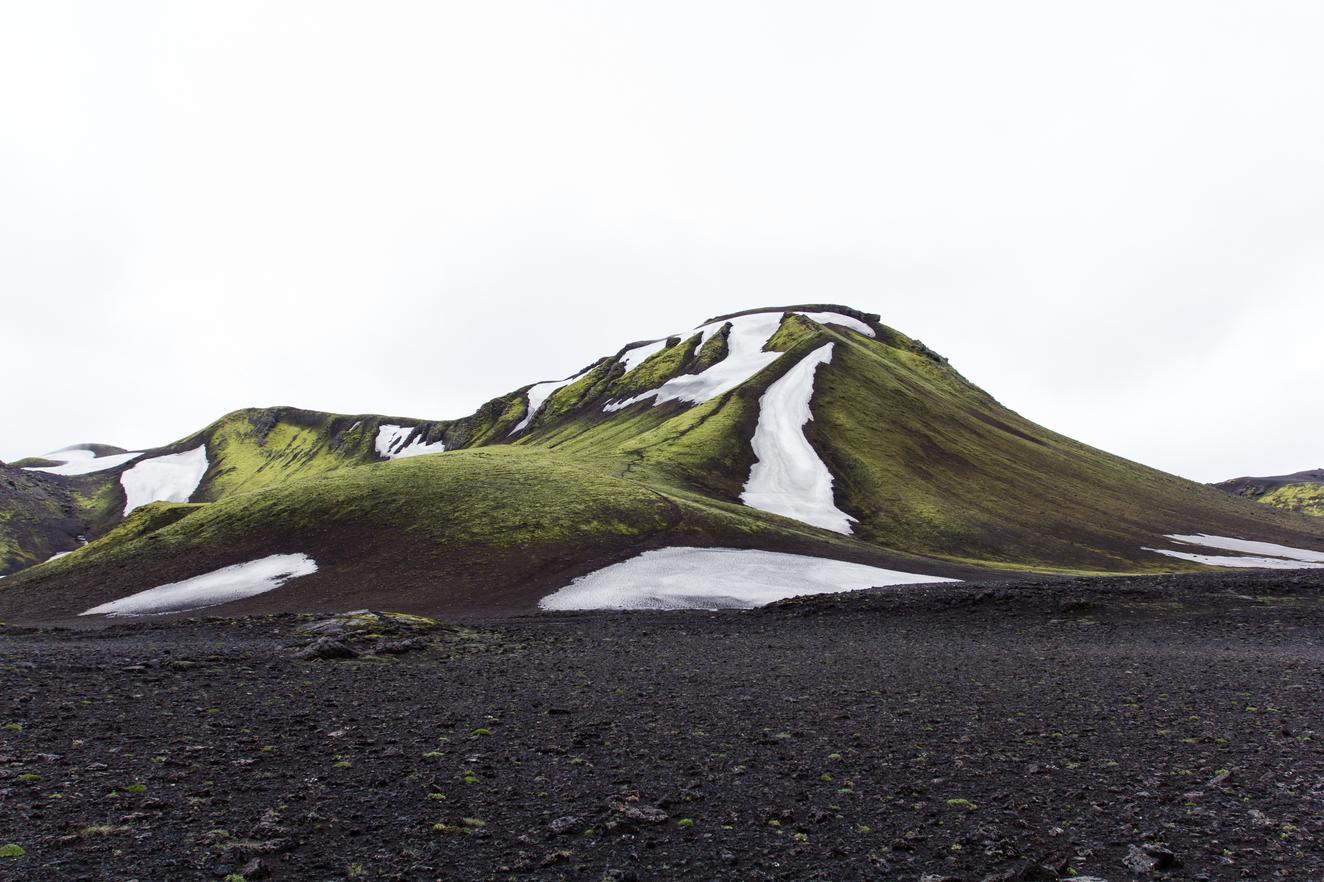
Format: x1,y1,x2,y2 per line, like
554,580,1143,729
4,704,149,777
1,571,1322,882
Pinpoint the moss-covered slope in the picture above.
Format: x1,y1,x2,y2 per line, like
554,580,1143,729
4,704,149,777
4,303,1323,617
0,447,965,621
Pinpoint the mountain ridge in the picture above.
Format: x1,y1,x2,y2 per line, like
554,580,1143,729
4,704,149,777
3,304,1322,620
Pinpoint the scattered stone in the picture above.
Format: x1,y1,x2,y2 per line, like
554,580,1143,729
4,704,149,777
548,815,584,835
240,857,272,879
607,797,668,824
374,637,428,655
1123,843,1178,874
294,638,358,661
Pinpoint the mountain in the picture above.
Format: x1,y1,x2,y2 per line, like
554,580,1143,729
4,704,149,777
3,304,1322,622
1214,469,1324,517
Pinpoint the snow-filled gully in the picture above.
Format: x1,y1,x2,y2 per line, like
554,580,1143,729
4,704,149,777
740,342,855,534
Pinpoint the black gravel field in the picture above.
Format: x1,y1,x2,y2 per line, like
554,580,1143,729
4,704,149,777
1,571,1322,882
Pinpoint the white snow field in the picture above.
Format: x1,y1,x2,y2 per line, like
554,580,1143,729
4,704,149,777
375,424,446,460
604,311,874,413
26,447,143,476
120,445,209,515
1146,533,1324,569
80,553,319,617
740,343,855,534
510,368,591,434
539,546,956,611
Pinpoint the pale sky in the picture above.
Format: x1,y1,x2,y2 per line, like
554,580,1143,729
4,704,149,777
2,2,1322,483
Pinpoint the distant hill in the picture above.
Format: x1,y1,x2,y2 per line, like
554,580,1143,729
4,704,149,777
1214,469,1324,517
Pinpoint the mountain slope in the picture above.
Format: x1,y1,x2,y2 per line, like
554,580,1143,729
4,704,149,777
3,304,1323,620
1215,469,1324,517
0,447,971,621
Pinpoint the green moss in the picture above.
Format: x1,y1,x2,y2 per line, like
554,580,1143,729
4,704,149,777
0,844,26,858
72,479,124,529
8,458,60,469
692,324,730,372
763,313,819,352
201,412,366,499
607,334,700,399
1259,483,1324,517
805,331,1321,572
537,360,613,425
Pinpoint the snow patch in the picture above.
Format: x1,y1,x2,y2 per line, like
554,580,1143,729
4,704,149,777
375,424,446,460
120,446,209,515
1166,534,1324,563
1144,549,1324,569
618,339,670,374
604,311,874,413
80,553,319,617
510,368,592,435
539,546,956,611
27,449,143,476
741,343,855,534
1146,534,1324,569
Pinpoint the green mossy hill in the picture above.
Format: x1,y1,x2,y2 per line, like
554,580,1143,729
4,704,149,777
1214,470,1324,517
1259,483,1324,517
0,447,951,621
502,308,1324,574
7,303,1324,601
803,326,1324,572
184,407,446,501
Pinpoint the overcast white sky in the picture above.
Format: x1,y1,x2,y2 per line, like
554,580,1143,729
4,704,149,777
2,2,1322,482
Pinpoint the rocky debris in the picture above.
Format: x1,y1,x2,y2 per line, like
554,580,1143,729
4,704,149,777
607,797,668,824
547,815,584,835
239,857,272,879
293,637,358,660
981,856,1067,881
0,570,1320,880
290,611,509,660
1123,843,1179,874
373,636,429,655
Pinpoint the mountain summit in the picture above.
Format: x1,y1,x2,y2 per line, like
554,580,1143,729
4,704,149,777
3,305,1322,621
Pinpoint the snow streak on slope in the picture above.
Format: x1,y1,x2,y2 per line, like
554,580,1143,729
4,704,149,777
1145,534,1324,569
604,311,875,413
618,339,669,374
740,343,855,534
375,425,446,460
1167,534,1324,563
539,546,955,610
80,553,319,616
26,449,143,476
1145,549,1324,569
510,368,591,435
120,446,209,515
